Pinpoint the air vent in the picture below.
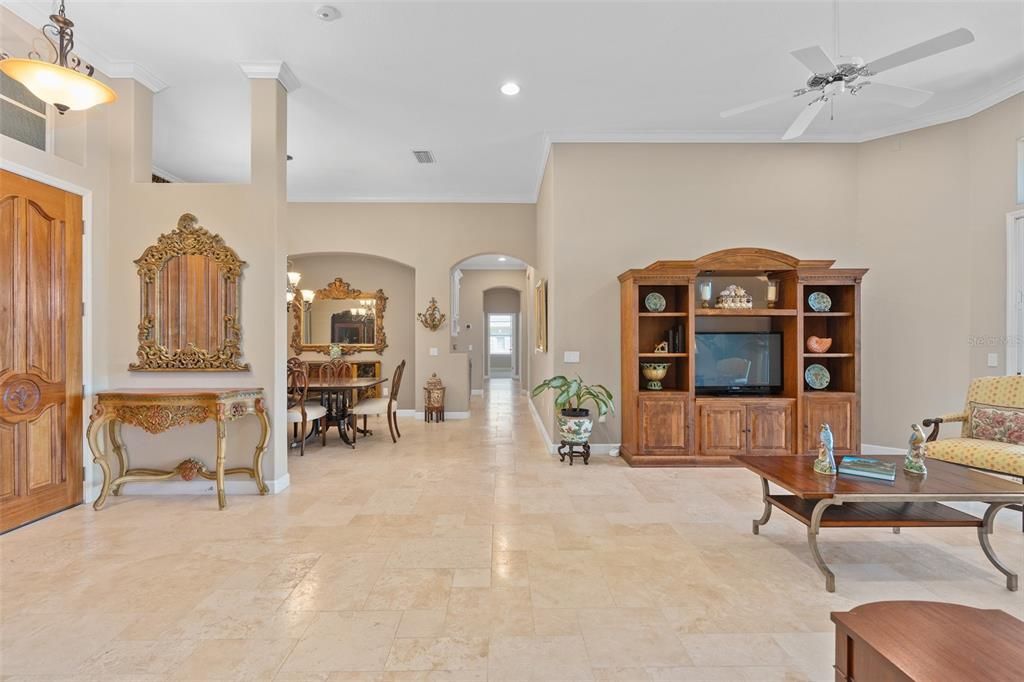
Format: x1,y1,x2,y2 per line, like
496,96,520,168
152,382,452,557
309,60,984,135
412,150,436,164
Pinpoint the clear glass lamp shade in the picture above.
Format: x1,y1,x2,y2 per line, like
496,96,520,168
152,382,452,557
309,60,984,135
0,58,117,111
287,271,302,286
300,289,316,303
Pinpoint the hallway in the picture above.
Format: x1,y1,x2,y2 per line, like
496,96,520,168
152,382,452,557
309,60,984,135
0,380,1021,680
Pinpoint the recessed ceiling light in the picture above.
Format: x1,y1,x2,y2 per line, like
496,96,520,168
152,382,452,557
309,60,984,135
497,256,508,262
500,82,520,96
315,5,341,21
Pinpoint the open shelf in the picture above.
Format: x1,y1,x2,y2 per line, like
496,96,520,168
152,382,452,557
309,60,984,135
696,308,796,317
639,312,688,317
639,353,688,358
805,311,852,317
803,353,854,359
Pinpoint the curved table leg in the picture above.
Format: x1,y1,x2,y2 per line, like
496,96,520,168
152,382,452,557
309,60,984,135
86,409,113,511
253,401,270,495
752,476,772,535
978,502,1019,591
216,416,227,510
108,420,128,496
808,499,839,592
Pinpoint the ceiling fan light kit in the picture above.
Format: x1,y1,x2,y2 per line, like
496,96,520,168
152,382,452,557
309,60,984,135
721,27,975,140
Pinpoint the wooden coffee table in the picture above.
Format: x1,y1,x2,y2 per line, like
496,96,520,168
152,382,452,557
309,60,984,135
733,455,1024,592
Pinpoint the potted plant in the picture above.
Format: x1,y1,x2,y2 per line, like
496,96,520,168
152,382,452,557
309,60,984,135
532,375,614,444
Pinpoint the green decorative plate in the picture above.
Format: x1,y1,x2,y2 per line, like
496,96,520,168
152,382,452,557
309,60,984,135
807,291,832,312
804,363,831,390
644,292,667,312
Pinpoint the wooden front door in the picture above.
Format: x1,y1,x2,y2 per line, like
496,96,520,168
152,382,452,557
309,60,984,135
0,170,83,533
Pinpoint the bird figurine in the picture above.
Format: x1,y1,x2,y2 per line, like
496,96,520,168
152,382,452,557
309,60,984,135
813,423,837,475
904,423,928,475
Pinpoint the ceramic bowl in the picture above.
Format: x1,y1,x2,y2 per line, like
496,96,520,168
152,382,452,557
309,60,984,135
806,336,833,354
807,291,832,312
804,363,831,390
644,292,667,313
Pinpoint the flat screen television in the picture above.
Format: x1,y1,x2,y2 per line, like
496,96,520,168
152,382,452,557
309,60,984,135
695,332,782,395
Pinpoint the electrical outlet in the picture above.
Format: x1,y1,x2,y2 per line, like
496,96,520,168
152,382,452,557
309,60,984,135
382,387,389,397
429,347,439,356
987,353,999,368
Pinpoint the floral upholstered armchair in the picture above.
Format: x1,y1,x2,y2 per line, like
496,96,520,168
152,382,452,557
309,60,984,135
923,376,1024,480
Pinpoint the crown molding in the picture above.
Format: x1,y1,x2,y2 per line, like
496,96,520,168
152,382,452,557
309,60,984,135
238,61,300,93
104,61,167,93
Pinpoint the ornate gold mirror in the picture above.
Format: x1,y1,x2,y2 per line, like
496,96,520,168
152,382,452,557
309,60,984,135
290,277,387,356
130,213,249,371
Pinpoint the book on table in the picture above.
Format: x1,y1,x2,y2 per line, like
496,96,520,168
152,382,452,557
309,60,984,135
838,456,897,481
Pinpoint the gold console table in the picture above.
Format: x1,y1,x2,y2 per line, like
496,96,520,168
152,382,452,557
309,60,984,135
87,388,270,510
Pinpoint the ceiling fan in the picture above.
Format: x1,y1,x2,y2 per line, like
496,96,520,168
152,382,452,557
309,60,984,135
721,28,975,140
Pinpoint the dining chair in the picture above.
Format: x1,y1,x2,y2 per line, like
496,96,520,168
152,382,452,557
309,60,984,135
286,363,326,455
348,360,405,444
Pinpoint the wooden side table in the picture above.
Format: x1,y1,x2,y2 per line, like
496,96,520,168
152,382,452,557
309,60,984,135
86,388,270,510
832,601,1024,682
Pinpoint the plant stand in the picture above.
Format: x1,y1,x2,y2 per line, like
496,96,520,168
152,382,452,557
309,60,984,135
558,440,590,466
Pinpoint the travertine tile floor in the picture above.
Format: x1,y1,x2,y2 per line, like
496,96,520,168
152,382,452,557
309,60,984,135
1,379,1021,681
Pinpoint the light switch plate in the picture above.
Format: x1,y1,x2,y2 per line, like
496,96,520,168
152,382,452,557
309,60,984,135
429,347,439,356
564,351,580,363
468,345,473,351
987,353,999,368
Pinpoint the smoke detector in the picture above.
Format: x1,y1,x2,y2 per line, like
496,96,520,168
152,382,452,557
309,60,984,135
412,150,436,164
314,5,341,21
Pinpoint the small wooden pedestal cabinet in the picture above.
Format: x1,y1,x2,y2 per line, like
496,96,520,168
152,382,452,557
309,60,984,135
619,248,865,467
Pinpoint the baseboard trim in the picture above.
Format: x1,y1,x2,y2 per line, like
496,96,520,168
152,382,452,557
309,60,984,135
861,443,904,455
526,398,619,456
84,473,290,501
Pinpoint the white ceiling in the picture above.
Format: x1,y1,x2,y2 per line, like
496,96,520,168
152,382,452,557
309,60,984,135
456,254,528,270
8,1,1024,202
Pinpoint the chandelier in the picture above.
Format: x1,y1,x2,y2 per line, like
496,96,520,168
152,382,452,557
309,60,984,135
0,1,117,114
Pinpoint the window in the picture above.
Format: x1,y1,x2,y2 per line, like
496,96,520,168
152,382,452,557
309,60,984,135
1,72,47,151
488,314,513,355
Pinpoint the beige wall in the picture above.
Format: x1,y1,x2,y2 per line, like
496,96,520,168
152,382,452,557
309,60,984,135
452,269,527,390
533,93,1023,447
288,253,416,409
857,93,1024,445
285,203,535,412
3,5,291,496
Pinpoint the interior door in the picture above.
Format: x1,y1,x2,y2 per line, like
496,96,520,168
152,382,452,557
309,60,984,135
0,170,83,533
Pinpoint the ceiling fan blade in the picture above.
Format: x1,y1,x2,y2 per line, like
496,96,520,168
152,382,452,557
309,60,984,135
720,92,800,118
863,28,974,75
857,82,933,108
782,98,826,140
790,45,837,74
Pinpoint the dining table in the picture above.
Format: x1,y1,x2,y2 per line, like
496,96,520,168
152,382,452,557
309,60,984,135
306,376,388,446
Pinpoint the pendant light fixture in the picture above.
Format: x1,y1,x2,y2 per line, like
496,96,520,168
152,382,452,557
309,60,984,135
0,0,117,114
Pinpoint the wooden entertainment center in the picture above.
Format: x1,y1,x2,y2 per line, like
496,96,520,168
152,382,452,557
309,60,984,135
619,248,866,466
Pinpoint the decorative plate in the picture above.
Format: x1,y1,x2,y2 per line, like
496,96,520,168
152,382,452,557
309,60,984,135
804,363,831,390
807,291,832,312
644,292,667,313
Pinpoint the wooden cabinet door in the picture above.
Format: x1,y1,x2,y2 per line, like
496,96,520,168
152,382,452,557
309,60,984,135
747,401,794,455
0,171,82,533
697,401,746,456
803,395,856,453
639,394,688,454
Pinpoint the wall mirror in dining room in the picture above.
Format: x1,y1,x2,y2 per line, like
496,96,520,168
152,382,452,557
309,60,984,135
130,212,250,371
291,277,388,355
